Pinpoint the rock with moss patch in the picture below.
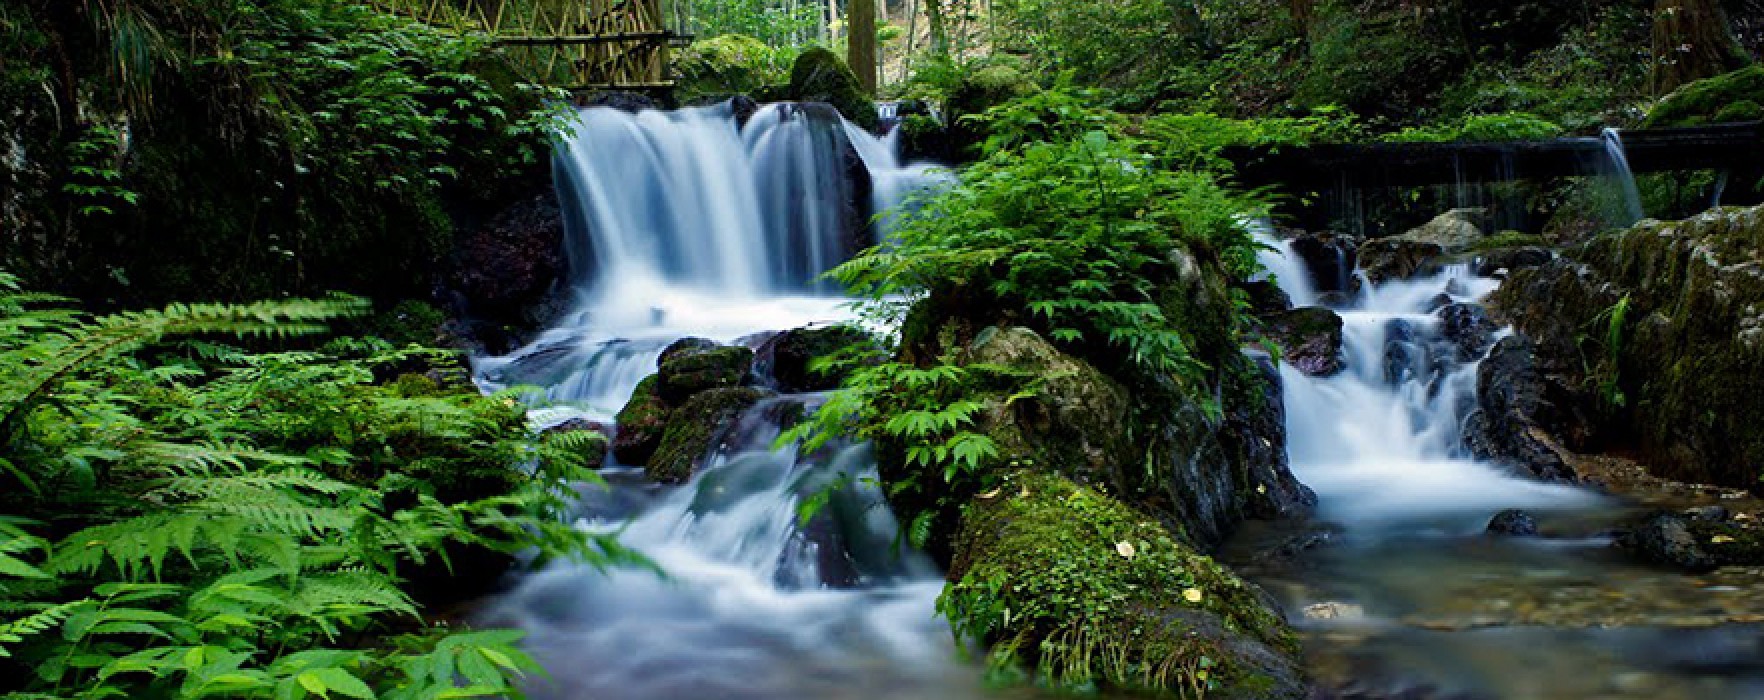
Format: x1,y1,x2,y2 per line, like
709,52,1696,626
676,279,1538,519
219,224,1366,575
613,375,672,466
1360,209,1489,284
1644,66,1764,128
759,324,880,393
659,344,755,403
674,34,785,103
1491,205,1764,490
778,48,878,131
647,387,769,483
1261,307,1345,377
943,471,1304,699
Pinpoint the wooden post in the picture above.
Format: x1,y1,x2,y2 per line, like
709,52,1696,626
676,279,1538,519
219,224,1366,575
849,0,878,95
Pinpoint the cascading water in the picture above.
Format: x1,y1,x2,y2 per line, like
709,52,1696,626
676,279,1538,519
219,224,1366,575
473,103,1000,699
1244,234,1764,698
477,102,942,420
1602,128,1647,226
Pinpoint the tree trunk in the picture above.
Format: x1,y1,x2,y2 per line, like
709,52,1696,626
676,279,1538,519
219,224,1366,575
849,0,879,94
1652,0,1751,95
926,0,949,59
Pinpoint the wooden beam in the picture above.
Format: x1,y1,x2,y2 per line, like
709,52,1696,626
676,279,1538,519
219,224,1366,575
494,31,674,45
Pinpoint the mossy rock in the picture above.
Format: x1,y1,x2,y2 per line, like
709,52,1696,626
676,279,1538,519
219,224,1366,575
1645,66,1764,128
780,47,878,132
1259,307,1345,377
647,387,768,483
943,471,1304,698
612,375,672,466
658,345,755,404
761,324,881,393
674,34,787,103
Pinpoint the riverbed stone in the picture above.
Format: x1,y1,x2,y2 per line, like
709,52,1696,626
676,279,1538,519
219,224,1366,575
759,324,879,393
612,375,672,466
647,387,769,483
1487,509,1541,536
1437,303,1499,361
659,344,755,403
1261,307,1345,377
944,471,1305,699
1619,512,1720,572
1358,209,1489,284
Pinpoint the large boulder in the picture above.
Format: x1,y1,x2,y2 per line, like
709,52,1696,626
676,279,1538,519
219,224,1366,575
775,48,878,131
943,471,1305,699
1260,307,1345,377
1286,230,1361,295
757,324,879,393
1644,65,1764,128
646,387,769,483
1436,302,1499,361
1490,206,1764,490
445,189,568,353
673,34,785,103
1359,209,1488,284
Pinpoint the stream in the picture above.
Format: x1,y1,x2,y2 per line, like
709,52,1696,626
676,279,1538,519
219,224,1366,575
475,102,1764,699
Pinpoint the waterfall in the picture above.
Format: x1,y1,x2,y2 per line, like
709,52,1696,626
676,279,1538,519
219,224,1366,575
1601,128,1646,226
1251,221,1320,308
474,103,983,699
477,101,944,420
1261,251,1597,530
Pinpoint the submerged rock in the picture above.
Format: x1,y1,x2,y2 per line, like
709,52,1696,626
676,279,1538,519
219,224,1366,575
944,471,1305,699
1486,509,1540,536
612,375,672,466
1261,307,1346,377
647,387,769,483
658,344,755,403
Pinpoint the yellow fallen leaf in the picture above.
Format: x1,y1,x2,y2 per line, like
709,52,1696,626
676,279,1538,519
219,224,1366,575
1115,541,1136,559
979,488,1001,499
1712,535,1738,544
1183,588,1204,604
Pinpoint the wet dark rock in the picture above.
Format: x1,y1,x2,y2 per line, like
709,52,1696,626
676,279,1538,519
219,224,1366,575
541,419,611,471
1619,512,1720,572
1684,505,1732,522
1472,246,1552,277
1225,354,1319,521
445,189,568,352
1244,280,1294,315
1288,230,1362,294
1462,336,1578,481
1382,320,1421,385
612,375,672,466
659,345,755,403
1486,509,1540,536
1436,303,1499,361
1262,307,1346,377
580,91,662,112
1316,290,1358,308
647,387,769,483
1425,293,1455,312
1360,238,1447,285
758,324,879,393
660,337,721,368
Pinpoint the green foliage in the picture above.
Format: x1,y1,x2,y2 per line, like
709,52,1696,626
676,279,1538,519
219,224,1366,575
681,0,824,51
0,272,630,699
1583,294,1634,409
674,34,794,101
1383,112,1564,143
1140,108,1364,172
60,126,139,219
1645,65,1764,127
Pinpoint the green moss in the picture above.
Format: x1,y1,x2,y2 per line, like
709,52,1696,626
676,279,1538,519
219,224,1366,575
612,375,672,466
941,471,1298,697
658,345,754,402
1468,231,1547,253
782,47,878,131
674,34,790,102
647,387,767,483
1644,66,1764,128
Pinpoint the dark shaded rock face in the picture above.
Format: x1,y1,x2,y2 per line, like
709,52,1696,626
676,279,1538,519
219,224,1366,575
1287,230,1361,294
1242,280,1294,315
1463,336,1580,481
1472,246,1552,277
1262,307,1346,377
1223,354,1319,521
445,189,568,354
1436,303,1499,361
612,375,672,466
755,324,879,393
580,91,663,112
1490,206,1764,491
647,387,770,483
659,344,755,403
1620,512,1720,572
1360,238,1447,285
1486,509,1540,536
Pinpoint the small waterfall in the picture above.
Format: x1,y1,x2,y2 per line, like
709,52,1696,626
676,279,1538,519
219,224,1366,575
1262,255,1596,529
1601,128,1646,226
478,102,944,420
1251,221,1319,308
